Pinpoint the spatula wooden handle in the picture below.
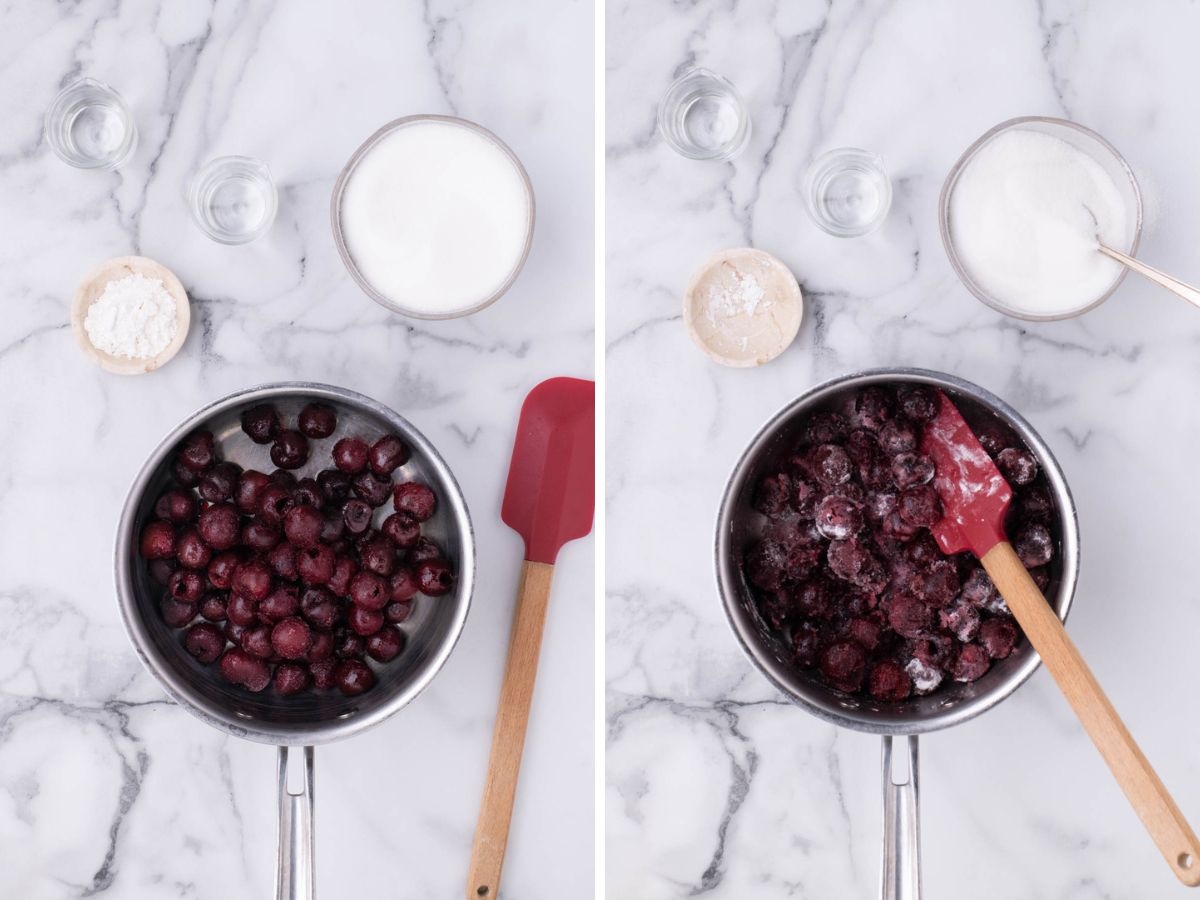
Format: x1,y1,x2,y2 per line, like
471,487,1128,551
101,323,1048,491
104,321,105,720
982,542,1200,886
467,560,556,899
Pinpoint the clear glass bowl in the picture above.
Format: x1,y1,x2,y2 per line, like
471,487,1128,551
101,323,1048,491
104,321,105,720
188,156,277,244
44,78,137,170
939,116,1143,322
804,148,892,237
657,68,751,161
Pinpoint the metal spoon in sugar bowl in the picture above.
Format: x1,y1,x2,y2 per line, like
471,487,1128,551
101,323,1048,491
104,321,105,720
1097,243,1200,310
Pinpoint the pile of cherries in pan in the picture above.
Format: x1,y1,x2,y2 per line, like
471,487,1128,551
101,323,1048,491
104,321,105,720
743,384,1059,702
138,401,455,697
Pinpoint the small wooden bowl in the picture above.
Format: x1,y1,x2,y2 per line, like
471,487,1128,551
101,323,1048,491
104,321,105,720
71,256,190,375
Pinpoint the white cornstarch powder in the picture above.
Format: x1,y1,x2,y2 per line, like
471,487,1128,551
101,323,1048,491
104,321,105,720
949,128,1129,317
84,273,178,359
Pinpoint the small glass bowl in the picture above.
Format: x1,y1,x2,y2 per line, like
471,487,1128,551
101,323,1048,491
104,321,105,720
657,68,751,161
188,156,277,244
939,116,1143,322
44,78,138,170
803,148,892,237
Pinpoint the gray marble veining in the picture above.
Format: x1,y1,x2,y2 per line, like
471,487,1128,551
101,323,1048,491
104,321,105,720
606,1,1200,897
0,1,594,897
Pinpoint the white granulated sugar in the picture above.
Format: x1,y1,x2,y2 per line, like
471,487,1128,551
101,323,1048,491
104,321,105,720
949,129,1129,316
84,273,177,359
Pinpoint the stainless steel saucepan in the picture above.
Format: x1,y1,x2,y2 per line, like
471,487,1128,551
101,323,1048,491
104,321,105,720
115,382,475,899
716,368,1080,899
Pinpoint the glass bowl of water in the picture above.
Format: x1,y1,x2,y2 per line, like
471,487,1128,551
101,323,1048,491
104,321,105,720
658,68,751,161
45,78,138,170
188,156,277,244
803,148,892,237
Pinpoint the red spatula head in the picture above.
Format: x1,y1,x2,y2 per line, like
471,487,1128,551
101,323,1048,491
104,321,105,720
920,390,1013,558
501,377,595,565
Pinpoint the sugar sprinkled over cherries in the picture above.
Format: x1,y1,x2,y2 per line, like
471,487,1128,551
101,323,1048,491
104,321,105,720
138,401,457,697
742,383,1059,701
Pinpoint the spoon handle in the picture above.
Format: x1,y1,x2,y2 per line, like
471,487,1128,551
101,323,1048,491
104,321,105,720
982,542,1200,886
1099,244,1200,309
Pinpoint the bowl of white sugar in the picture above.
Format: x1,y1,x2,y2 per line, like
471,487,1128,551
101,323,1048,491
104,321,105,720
939,116,1142,321
71,256,190,375
331,115,535,320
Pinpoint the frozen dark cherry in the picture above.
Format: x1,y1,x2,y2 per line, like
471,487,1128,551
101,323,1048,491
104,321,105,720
310,659,337,690
887,593,932,639
235,470,272,514
274,663,311,695
241,404,280,444
307,629,335,662
848,387,893,432
227,593,259,627
385,599,413,623
335,630,366,659
409,537,444,563
349,571,389,611
219,649,271,692
176,528,212,570
819,641,867,692
207,552,240,590
897,384,939,422
200,592,228,622
878,419,917,456
814,495,863,541
184,623,225,664
950,644,991,683
369,435,409,476
891,453,934,489
296,544,335,585
178,430,216,471
352,471,393,508
328,556,358,597
271,430,309,470
241,520,281,552
257,484,295,526
258,585,300,624
271,617,313,660
1013,523,1053,568
334,659,376,696
808,444,852,488
348,605,384,636
382,512,420,548
156,488,197,523
169,569,205,603
997,448,1038,486
298,402,337,439
267,542,298,581
172,458,201,487
359,535,397,577
979,618,1018,659
366,626,405,662
283,504,324,548
232,560,273,601
293,478,325,509
753,472,792,518
342,499,373,534
241,625,274,659
393,482,437,521
197,503,240,551
416,558,454,596
140,520,177,560
199,462,241,503
868,661,912,702
317,469,353,504
161,595,198,628
898,485,941,528
332,437,370,473
301,587,342,630
389,568,419,603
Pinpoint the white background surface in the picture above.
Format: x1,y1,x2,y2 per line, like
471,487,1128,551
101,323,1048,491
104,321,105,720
0,1,593,897
606,1,1200,897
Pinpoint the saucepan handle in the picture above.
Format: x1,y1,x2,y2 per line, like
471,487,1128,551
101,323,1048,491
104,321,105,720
881,734,921,900
277,746,315,900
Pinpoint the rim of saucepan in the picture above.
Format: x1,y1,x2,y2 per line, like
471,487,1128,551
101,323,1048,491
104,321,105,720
329,114,536,321
939,115,1143,322
716,368,1080,736
114,382,476,745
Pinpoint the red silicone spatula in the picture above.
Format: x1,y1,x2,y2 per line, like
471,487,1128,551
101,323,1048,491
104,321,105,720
922,390,1200,886
467,377,595,899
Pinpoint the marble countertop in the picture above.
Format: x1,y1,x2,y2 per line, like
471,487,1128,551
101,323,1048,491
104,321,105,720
0,1,593,897
606,1,1200,897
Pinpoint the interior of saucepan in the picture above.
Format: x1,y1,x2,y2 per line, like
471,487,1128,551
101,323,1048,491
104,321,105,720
717,370,1079,735
116,384,474,745
939,116,1143,322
